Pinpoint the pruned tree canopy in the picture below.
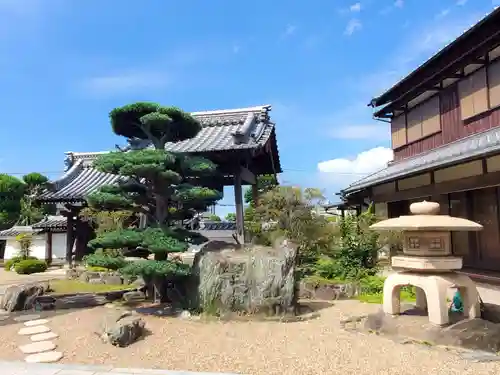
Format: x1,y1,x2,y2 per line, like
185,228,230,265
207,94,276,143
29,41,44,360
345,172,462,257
109,102,201,148
86,102,223,287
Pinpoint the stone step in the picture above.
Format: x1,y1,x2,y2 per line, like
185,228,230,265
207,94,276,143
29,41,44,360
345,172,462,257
30,332,59,342
19,340,56,354
24,351,63,363
18,325,51,336
24,318,49,327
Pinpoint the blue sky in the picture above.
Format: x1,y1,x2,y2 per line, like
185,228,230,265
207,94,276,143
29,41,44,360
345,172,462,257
0,0,498,218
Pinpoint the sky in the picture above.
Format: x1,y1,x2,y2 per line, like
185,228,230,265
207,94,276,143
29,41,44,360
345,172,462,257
0,0,498,218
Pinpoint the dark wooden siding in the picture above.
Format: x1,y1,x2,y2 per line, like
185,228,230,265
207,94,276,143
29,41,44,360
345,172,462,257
394,86,500,160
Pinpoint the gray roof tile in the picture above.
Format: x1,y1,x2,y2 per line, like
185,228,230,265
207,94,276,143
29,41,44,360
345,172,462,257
0,226,41,239
38,105,280,203
32,215,67,230
343,126,500,194
38,164,125,202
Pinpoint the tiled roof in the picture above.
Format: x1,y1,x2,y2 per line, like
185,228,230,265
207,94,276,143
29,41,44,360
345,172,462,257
32,215,67,230
343,126,500,195
64,105,277,169
39,105,280,203
38,163,125,202
201,221,237,230
0,226,40,239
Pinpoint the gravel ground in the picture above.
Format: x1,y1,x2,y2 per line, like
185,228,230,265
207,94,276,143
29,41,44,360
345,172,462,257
0,268,65,286
2,300,500,375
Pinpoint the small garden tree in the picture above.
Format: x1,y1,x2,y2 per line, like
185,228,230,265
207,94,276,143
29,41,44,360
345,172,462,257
251,186,336,277
17,172,50,226
0,174,25,230
86,102,222,301
225,212,236,222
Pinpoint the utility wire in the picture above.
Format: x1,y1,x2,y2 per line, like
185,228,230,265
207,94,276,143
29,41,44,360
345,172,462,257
3,168,371,176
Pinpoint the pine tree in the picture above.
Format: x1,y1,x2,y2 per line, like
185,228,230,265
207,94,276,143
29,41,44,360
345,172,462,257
86,102,222,298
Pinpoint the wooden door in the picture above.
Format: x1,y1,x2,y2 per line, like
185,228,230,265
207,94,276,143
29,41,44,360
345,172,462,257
470,188,500,271
449,192,475,264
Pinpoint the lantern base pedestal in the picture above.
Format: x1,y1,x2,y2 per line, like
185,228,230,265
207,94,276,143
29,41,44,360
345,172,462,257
383,271,480,326
391,255,462,271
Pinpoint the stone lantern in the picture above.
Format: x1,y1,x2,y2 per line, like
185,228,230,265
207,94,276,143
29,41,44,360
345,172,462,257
370,200,483,326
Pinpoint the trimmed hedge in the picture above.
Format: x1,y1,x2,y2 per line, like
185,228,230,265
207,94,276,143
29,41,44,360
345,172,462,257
4,256,37,271
14,259,48,274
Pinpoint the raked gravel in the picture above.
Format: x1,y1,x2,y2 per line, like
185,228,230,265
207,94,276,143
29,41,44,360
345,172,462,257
1,300,500,375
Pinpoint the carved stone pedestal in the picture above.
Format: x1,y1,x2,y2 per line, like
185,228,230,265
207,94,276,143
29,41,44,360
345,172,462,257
383,271,481,326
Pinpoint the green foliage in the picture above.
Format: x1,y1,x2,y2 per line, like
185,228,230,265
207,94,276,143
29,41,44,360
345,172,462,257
83,251,128,271
80,208,134,236
16,172,50,226
14,259,47,274
120,259,191,278
4,256,37,271
22,173,48,188
244,174,278,206
88,229,144,250
15,233,33,259
0,174,24,229
207,214,221,222
109,102,201,148
225,213,236,222
248,185,335,277
86,102,221,292
330,207,380,279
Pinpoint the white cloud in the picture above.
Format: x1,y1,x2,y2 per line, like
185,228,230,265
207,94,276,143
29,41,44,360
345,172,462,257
380,0,404,15
456,0,468,5
436,9,451,19
394,0,404,8
81,70,170,95
282,24,297,38
329,124,390,140
350,2,362,12
317,147,393,185
345,19,362,36
232,44,241,54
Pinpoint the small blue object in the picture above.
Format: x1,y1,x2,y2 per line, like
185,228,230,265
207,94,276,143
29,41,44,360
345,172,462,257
450,290,464,313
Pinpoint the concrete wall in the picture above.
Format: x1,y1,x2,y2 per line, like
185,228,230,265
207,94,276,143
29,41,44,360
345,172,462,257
3,233,67,260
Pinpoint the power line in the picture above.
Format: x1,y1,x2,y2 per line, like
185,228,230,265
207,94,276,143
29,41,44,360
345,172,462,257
3,168,371,177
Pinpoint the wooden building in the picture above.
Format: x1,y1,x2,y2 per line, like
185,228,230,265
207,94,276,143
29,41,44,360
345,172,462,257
37,105,282,265
341,8,500,279
0,216,67,264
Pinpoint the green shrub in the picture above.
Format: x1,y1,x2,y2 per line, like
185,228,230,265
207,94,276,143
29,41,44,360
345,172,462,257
359,275,386,294
4,256,37,271
83,252,127,270
86,265,111,272
14,259,48,274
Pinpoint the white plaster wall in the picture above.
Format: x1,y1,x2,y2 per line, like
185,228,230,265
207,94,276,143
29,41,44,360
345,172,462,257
3,233,67,260
51,233,67,259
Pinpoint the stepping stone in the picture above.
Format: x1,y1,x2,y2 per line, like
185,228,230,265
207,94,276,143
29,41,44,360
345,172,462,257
24,318,49,327
19,340,56,354
0,315,9,321
30,332,59,342
18,325,50,336
25,351,63,363
0,310,9,315
13,314,41,322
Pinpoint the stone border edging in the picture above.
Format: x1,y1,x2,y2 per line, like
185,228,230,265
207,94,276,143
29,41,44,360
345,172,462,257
0,360,245,374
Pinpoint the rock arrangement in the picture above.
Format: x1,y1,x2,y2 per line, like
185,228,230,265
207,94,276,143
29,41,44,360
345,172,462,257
98,309,146,347
191,239,298,315
66,268,126,285
1,284,45,312
298,279,361,300
15,315,63,363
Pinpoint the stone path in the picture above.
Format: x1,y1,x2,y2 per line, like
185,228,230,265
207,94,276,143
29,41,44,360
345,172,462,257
0,361,242,374
15,314,64,364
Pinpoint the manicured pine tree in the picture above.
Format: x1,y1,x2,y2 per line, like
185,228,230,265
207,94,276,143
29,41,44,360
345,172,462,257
86,102,222,299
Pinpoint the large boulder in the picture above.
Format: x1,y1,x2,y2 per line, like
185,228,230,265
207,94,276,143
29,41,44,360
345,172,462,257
99,309,145,347
190,238,298,316
0,283,45,312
